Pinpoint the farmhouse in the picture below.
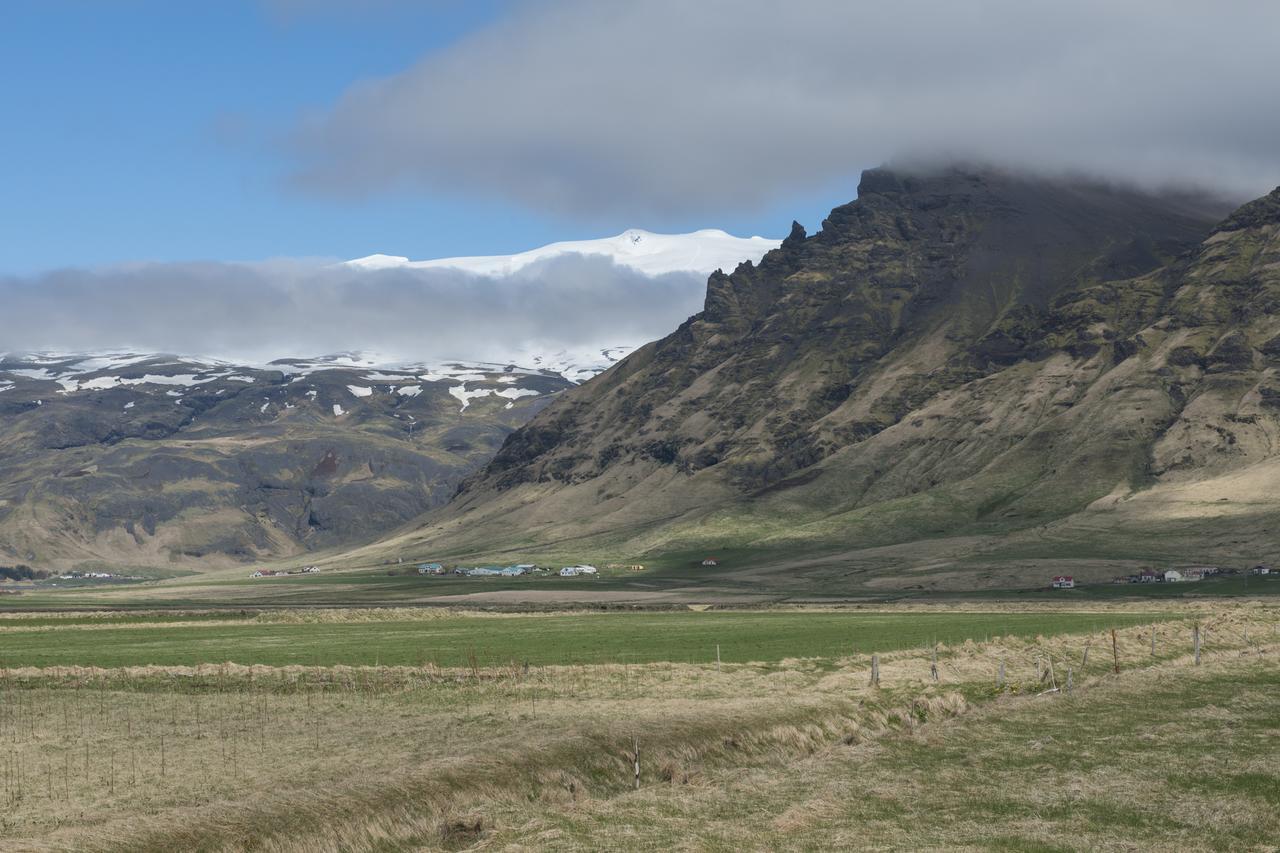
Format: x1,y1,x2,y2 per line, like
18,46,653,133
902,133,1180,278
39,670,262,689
559,565,599,577
417,562,445,575
1251,564,1273,575
1051,575,1075,589
701,558,719,567
1164,569,1184,583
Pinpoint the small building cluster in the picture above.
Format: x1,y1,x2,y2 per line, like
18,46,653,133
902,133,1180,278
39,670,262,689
1106,565,1278,585
411,561,603,578
250,565,320,579
454,564,539,577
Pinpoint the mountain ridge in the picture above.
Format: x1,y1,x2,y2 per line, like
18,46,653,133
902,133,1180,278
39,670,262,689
343,166,1280,591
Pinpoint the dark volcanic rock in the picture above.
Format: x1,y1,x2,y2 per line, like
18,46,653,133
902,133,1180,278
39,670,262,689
457,166,1221,497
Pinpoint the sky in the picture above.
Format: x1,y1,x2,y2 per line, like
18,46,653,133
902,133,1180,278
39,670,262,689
2,0,1279,362
0,0,844,274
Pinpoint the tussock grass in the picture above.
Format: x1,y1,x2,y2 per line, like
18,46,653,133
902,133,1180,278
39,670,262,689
0,604,1274,850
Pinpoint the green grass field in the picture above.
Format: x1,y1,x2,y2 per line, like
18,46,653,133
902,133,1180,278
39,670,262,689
7,566,1276,611
0,603,1271,851
0,609,1171,669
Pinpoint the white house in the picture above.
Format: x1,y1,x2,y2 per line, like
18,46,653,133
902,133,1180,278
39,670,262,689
1164,569,1184,582
560,565,598,577
1051,575,1075,589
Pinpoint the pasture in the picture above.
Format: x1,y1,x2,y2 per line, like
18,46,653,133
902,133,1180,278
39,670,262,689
0,608,1171,669
0,602,1274,851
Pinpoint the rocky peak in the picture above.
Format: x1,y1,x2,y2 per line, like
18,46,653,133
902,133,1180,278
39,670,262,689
1215,185,1280,232
457,166,1225,504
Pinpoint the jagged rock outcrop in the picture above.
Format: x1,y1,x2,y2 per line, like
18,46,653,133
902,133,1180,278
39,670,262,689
464,168,1218,495
359,167,1280,590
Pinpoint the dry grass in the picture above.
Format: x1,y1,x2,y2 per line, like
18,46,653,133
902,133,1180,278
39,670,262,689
0,603,1274,851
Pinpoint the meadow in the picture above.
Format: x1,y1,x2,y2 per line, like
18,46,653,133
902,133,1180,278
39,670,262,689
0,602,1274,851
0,608,1170,669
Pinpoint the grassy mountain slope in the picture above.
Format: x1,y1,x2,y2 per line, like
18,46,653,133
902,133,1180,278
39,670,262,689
328,169,1280,590
0,355,571,572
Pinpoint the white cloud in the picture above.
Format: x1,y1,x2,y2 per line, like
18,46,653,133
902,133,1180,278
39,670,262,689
0,254,709,364
288,0,1280,214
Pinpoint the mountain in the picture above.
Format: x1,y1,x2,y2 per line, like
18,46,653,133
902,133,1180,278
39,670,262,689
358,167,1276,592
346,228,782,276
0,351,604,572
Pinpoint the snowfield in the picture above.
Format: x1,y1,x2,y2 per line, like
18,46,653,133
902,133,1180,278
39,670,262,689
346,228,780,277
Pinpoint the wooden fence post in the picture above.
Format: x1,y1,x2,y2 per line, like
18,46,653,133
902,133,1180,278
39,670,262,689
930,645,939,683
1193,624,1201,665
1151,627,1156,657
1111,629,1119,674
870,655,880,688
1066,667,1073,695
715,644,721,673
632,736,640,790
1082,640,1090,668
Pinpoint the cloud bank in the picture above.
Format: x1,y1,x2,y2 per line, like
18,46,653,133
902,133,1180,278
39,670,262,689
289,0,1280,216
0,256,708,364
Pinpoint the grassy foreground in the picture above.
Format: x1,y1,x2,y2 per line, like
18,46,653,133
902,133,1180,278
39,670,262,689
0,603,1274,851
0,608,1168,669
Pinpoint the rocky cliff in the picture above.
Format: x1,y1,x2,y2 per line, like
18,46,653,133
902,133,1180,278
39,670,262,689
367,168,1280,590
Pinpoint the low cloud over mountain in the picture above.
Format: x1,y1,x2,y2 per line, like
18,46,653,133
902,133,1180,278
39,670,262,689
0,254,708,364
289,0,1280,216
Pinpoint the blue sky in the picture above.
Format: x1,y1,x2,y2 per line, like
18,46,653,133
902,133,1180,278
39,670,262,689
0,1,853,274
4,1,1276,277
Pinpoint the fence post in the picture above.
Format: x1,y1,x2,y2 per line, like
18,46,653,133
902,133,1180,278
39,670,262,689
1082,640,1090,668
1066,667,1073,695
632,736,640,790
1193,624,1201,665
997,661,1005,688
930,645,939,683
716,644,721,673
1151,627,1156,657
1111,629,1119,674
870,655,880,688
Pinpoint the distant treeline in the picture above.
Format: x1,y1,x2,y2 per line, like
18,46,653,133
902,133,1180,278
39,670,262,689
0,565,49,581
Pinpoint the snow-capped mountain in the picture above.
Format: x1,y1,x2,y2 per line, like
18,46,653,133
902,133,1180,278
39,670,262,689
0,349,590,572
346,228,781,277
